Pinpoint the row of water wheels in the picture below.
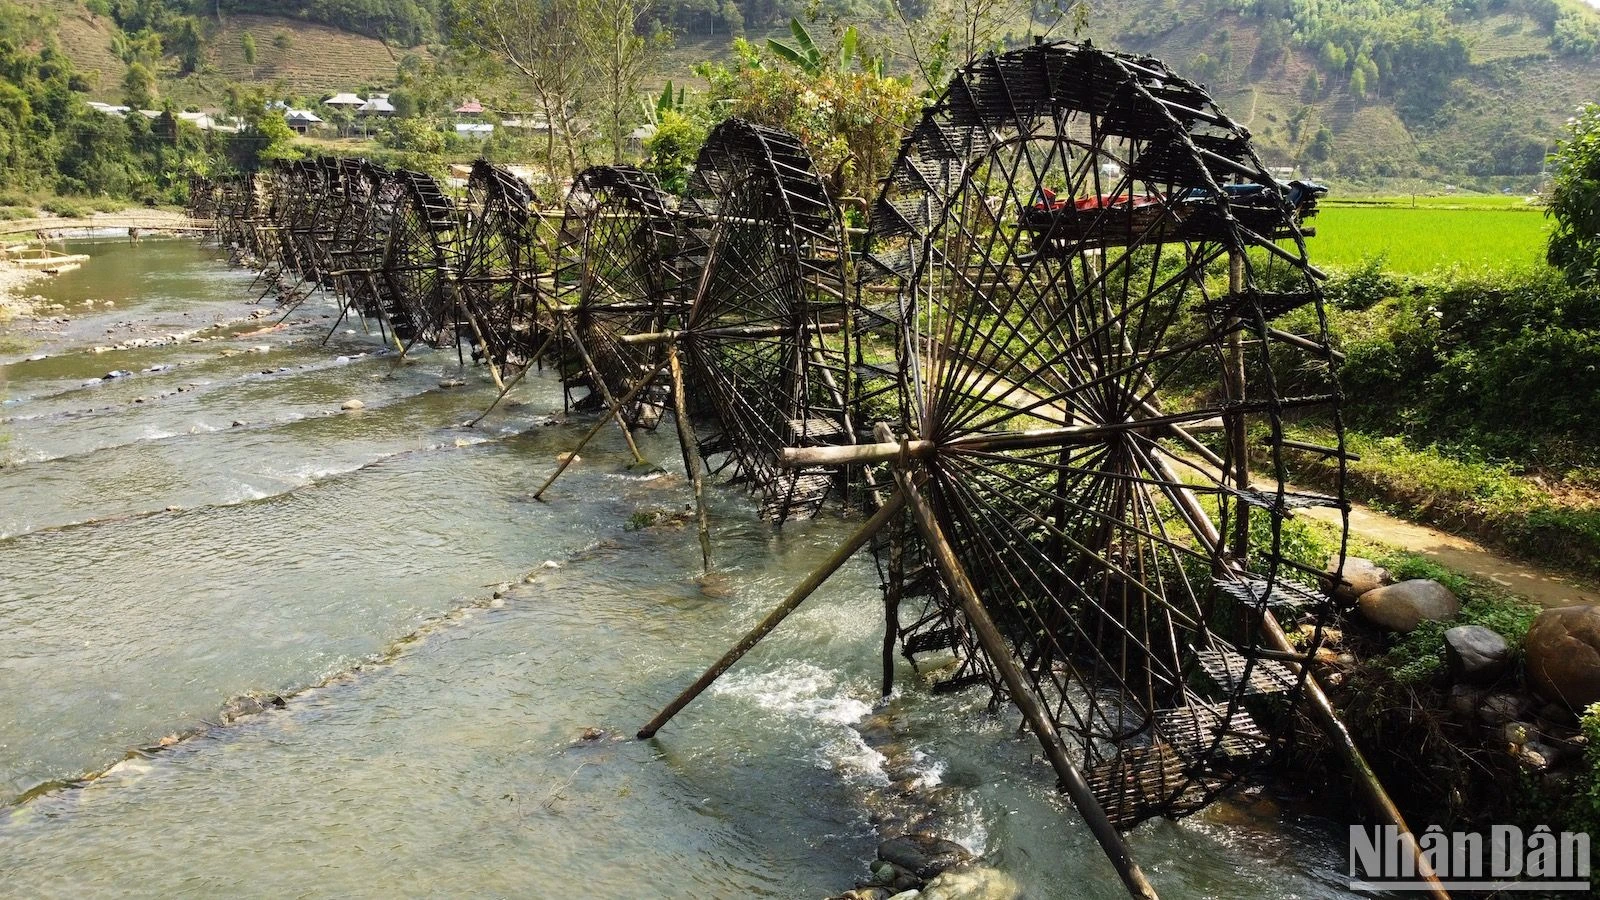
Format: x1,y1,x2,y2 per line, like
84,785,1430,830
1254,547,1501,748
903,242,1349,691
192,39,1379,899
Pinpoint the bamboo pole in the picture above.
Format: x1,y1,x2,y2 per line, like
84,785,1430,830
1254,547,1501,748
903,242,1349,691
636,490,908,740
451,280,506,391
533,357,670,501
669,344,713,573
880,436,1159,900
468,330,557,428
565,320,647,465
1227,250,1249,563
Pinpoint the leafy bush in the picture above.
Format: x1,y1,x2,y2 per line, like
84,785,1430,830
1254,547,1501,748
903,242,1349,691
1335,267,1600,471
42,197,88,217
1547,102,1600,286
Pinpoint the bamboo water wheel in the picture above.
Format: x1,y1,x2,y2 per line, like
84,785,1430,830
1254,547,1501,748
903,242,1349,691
552,164,680,430
853,39,1348,834
460,160,550,380
381,170,462,347
671,118,855,522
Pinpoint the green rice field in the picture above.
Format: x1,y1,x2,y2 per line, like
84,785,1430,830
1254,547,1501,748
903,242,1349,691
1303,195,1553,275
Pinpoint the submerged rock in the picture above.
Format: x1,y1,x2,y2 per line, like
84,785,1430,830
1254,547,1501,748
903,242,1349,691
340,398,364,411
219,692,287,723
1357,579,1459,633
1444,625,1511,684
878,834,973,879
1525,605,1600,712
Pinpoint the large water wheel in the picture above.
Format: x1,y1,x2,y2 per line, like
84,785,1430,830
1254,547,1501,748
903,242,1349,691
551,164,681,430
459,160,551,381
854,39,1348,835
672,118,854,522
381,170,462,347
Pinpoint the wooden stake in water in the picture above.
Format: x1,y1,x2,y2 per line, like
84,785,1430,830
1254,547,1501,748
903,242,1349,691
668,344,712,573
636,490,907,740
533,357,670,501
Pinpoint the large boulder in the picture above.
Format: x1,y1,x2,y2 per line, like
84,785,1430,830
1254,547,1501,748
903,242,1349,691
1524,605,1600,712
1444,625,1512,684
1325,556,1392,605
1357,579,1460,633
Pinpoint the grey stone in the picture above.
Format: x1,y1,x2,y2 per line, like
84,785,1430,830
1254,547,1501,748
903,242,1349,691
1325,556,1391,605
1444,625,1511,684
1357,579,1460,633
878,834,973,879
1478,691,1531,727
1447,684,1485,719
341,398,364,410
1525,605,1600,712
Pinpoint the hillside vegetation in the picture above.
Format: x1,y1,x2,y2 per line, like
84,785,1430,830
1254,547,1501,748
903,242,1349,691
1075,0,1600,184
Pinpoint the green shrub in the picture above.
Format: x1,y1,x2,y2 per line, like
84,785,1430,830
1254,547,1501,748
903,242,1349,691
42,198,88,218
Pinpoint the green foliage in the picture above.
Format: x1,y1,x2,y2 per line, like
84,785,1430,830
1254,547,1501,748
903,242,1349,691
642,108,706,194
241,31,257,68
1546,102,1600,286
1571,703,1600,836
694,29,918,198
1334,267,1600,468
122,61,155,109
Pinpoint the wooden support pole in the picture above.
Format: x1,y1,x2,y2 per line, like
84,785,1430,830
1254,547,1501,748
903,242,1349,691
451,281,506,391
534,357,670,501
1227,250,1250,564
1155,455,1450,900
566,320,647,466
636,490,907,740
880,436,1159,900
468,330,557,428
669,344,713,573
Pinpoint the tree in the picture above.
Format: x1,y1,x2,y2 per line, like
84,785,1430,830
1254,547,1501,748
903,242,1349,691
585,0,664,162
1547,102,1600,285
449,0,596,172
241,31,257,76
122,61,156,109
888,0,1040,92
696,32,919,199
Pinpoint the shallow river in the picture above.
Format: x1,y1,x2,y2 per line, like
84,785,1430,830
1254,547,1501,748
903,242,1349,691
0,238,1361,898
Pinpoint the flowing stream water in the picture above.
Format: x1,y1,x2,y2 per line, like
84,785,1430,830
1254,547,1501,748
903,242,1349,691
0,238,1364,898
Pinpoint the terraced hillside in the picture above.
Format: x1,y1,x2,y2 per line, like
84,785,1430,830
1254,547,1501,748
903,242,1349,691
200,14,418,95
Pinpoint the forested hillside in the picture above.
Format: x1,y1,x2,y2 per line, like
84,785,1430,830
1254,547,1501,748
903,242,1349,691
4,0,1600,190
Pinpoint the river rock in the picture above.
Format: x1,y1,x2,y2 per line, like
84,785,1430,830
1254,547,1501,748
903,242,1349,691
341,398,364,410
1357,579,1459,633
1325,556,1391,605
878,834,973,879
920,866,1022,900
1524,605,1600,712
1446,684,1484,719
1478,691,1531,727
1444,625,1511,684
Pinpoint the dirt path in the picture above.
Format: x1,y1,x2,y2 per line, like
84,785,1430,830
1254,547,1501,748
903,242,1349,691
1296,492,1597,608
